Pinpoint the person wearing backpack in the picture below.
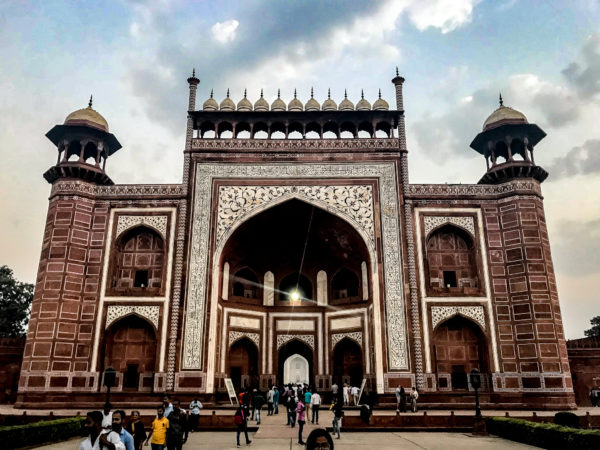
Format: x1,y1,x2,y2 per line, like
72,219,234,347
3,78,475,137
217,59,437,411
234,405,251,447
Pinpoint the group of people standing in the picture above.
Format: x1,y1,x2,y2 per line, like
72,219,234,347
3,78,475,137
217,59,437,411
394,385,419,413
79,395,201,450
234,384,323,446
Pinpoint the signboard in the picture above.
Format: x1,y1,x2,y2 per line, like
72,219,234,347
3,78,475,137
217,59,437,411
224,378,239,406
357,378,367,406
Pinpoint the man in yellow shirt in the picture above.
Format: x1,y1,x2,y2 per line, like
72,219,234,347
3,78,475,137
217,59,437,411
145,405,169,450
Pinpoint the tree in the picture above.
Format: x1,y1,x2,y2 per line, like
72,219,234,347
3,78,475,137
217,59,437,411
584,316,600,338
0,266,34,338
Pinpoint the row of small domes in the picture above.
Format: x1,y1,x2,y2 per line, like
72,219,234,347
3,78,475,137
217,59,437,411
202,89,390,112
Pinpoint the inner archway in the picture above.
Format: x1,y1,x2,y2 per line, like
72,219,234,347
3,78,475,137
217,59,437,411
433,315,488,390
103,315,157,390
228,338,259,390
333,338,363,386
283,354,310,385
278,339,314,387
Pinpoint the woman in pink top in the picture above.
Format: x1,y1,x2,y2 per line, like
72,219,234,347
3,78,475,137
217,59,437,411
296,396,307,445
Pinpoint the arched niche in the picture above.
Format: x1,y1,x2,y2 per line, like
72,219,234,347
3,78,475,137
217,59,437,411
102,315,157,390
278,339,314,387
231,267,261,300
108,225,166,296
432,315,489,390
425,224,480,296
332,337,363,386
228,337,259,390
331,267,360,302
279,272,313,301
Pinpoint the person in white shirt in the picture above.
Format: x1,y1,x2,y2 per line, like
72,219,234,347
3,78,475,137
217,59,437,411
343,383,349,406
189,397,203,432
410,386,419,412
80,410,125,450
101,403,113,430
351,385,359,405
310,391,321,424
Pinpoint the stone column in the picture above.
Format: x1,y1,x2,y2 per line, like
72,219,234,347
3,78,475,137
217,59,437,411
222,262,230,300
317,270,327,306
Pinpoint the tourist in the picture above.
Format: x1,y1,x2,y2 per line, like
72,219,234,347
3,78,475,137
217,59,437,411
331,382,338,398
351,385,359,405
162,395,173,418
305,428,334,450
267,386,274,416
304,388,312,421
234,405,252,447
145,405,169,450
188,397,203,432
360,402,371,425
342,383,349,406
332,393,344,439
112,410,135,450
252,389,264,424
273,385,280,414
80,410,125,450
310,390,321,424
165,399,188,450
399,386,406,413
102,402,113,430
125,410,146,450
287,390,297,427
410,387,419,413
395,384,401,412
296,395,307,445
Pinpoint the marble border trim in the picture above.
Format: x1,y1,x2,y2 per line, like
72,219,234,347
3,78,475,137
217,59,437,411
183,162,409,393
220,308,267,375
105,305,160,329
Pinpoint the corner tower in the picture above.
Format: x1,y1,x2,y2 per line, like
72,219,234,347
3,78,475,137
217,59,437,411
44,97,122,185
470,95,547,184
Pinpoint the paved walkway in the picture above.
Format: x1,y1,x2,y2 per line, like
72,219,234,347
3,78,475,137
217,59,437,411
31,410,542,449
33,431,538,449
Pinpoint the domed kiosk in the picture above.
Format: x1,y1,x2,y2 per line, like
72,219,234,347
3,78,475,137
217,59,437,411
44,96,122,185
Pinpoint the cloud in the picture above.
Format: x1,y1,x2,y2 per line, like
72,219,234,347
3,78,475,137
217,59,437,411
562,33,600,97
211,20,239,44
122,0,481,136
547,139,600,179
407,0,480,33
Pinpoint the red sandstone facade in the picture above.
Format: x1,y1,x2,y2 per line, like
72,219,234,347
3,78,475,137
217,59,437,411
16,72,575,408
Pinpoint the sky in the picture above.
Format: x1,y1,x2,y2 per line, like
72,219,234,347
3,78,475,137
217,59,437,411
0,0,599,339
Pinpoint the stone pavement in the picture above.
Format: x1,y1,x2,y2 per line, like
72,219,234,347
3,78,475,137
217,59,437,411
33,431,538,449
30,409,542,449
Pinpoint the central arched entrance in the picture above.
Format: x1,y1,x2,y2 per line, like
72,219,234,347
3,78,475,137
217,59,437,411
283,354,310,385
228,338,259,390
433,315,489,390
333,338,363,386
278,339,314,387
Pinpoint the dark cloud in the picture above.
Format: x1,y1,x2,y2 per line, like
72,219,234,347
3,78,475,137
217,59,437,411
546,139,600,179
552,218,600,277
125,0,381,135
562,33,600,97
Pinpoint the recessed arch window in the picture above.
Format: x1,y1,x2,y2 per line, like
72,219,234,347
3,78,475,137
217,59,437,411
109,225,165,296
331,267,359,299
425,224,480,296
279,272,313,301
231,267,260,299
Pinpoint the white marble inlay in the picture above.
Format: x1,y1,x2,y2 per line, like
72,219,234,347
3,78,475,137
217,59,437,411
423,216,475,237
116,215,168,239
431,306,486,330
330,317,362,331
229,330,260,348
276,320,315,331
277,334,315,349
105,305,160,329
331,331,363,348
229,316,260,329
